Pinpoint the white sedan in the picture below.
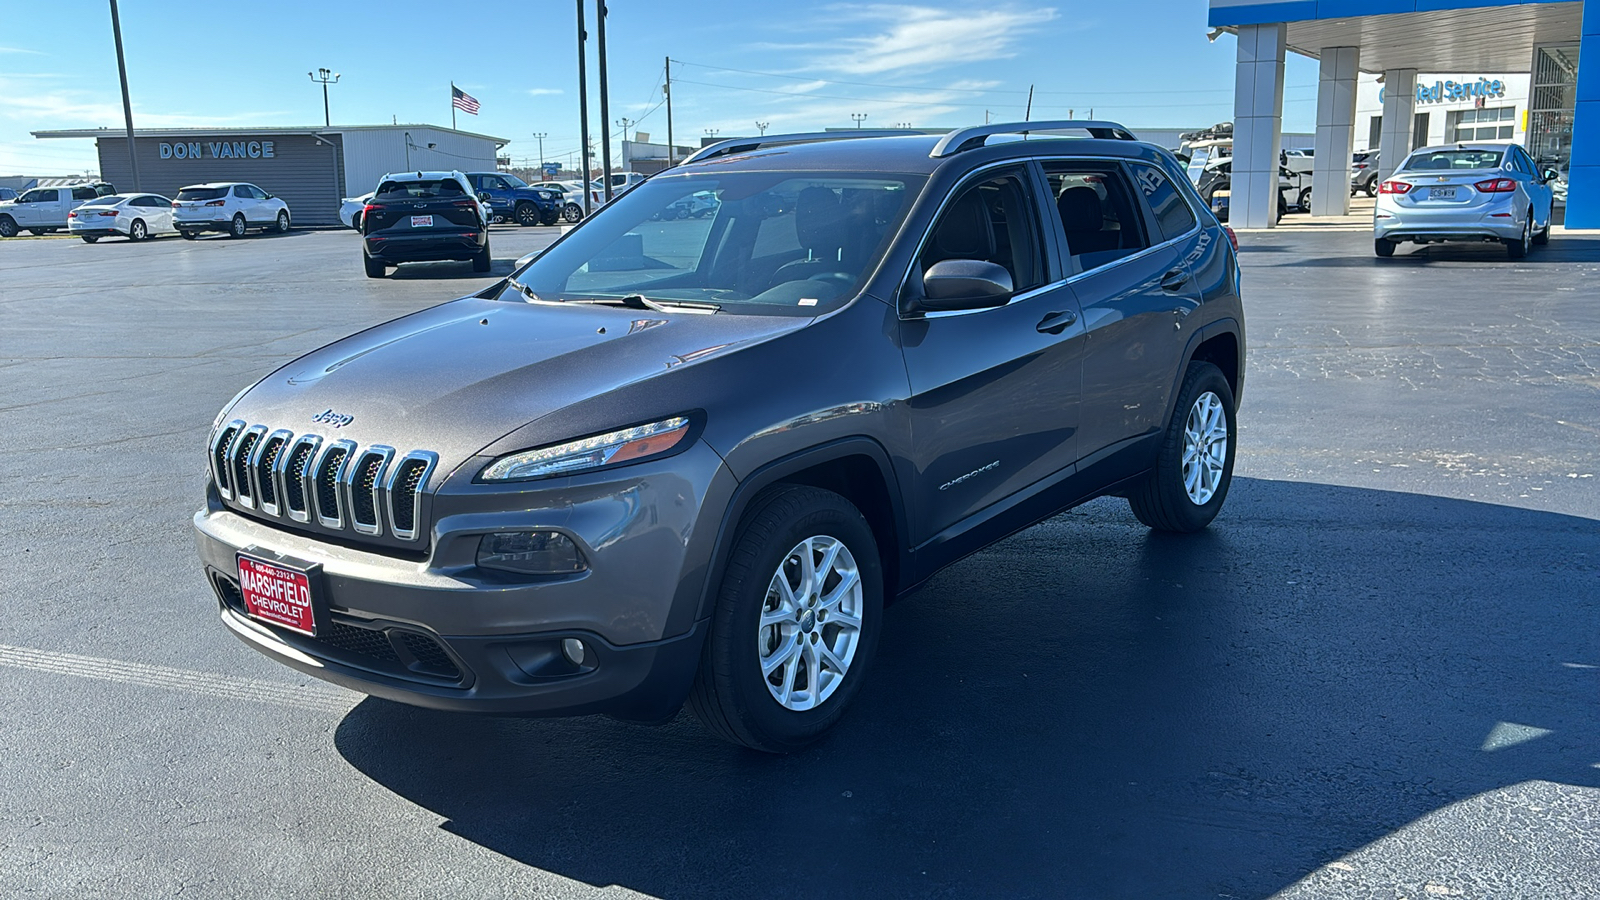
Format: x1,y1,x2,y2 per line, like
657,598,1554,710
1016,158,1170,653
340,191,374,230
66,193,176,243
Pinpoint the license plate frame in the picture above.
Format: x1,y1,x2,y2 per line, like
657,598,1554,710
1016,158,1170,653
236,550,326,637
1429,187,1458,201
410,215,433,228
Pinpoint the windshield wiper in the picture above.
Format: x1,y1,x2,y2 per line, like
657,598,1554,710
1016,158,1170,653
564,294,720,313
507,280,541,302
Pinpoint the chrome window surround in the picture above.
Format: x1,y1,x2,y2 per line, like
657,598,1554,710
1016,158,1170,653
314,439,358,530
276,434,322,523
344,446,395,536
384,451,439,543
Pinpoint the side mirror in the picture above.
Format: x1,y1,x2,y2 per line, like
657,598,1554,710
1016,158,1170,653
919,259,1013,312
478,192,493,203
1542,168,1560,183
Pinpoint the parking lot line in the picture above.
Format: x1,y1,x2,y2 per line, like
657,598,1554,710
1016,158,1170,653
0,643,357,714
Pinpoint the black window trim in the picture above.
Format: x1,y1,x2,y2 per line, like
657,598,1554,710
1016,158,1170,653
1032,154,1203,284
896,160,1065,321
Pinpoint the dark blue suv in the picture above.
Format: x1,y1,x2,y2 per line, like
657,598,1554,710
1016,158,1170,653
465,172,562,226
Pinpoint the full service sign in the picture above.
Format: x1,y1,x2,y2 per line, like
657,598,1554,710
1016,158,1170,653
158,139,276,160
1379,77,1506,105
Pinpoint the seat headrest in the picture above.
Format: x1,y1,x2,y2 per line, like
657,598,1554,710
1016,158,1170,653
794,186,845,255
1057,185,1103,233
933,191,995,260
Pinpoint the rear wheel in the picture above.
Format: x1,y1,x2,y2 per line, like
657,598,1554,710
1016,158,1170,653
1297,186,1312,211
0,215,16,238
363,253,386,278
471,240,491,273
1505,216,1530,259
180,230,197,241
1374,237,1396,257
229,215,247,238
27,228,47,236
1127,362,1237,533
275,210,290,234
81,235,99,243
1364,179,1377,198
129,219,147,242
514,202,539,227
689,485,883,753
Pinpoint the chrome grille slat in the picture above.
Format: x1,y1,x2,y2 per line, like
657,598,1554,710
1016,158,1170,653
208,421,434,543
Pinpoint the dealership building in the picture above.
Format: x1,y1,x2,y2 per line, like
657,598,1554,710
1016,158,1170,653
32,125,508,226
1209,0,1595,228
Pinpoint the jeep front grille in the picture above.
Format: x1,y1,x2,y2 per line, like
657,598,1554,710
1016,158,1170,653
209,419,436,542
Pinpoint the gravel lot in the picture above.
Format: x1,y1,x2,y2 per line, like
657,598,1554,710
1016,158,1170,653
1,224,1597,899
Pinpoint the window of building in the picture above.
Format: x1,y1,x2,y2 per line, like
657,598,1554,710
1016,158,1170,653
1447,106,1516,142
1412,112,1431,151
1367,115,1383,151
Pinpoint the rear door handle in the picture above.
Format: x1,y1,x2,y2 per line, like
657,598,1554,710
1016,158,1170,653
1036,310,1078,334
1160,268,1190,292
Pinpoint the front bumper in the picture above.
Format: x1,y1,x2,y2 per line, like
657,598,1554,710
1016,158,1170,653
193,441,737,718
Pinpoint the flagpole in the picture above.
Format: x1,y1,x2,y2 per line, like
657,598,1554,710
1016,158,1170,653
451,82,457,130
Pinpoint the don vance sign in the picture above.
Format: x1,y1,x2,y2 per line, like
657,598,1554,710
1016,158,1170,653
159,140,277,160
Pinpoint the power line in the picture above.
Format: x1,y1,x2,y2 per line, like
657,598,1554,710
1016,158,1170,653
670,77,1314,111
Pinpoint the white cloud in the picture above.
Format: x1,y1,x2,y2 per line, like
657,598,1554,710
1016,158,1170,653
0,80,286,129
808,4,1057,75
0,46,45,55
526,88,564,96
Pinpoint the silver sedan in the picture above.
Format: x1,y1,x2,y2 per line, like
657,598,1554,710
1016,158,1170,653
1374,142,1556,259
66,193,176,243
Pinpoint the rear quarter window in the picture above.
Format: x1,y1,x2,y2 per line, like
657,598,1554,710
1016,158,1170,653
1130,163,1198,242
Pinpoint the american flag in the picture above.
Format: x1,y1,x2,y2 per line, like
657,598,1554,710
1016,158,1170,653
451,85,480,115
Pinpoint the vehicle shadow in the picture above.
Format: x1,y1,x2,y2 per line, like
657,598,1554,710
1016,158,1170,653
334,478,1600,899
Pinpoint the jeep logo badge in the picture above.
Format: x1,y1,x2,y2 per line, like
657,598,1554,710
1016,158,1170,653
311,409,354,428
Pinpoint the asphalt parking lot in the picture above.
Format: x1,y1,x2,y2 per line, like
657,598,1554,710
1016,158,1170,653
2,224,1598,898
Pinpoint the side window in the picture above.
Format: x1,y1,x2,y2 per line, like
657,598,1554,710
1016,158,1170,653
27,189,59,203
72,186,100,200
1128,163,1197,243
234,185,255,199
1041,163,1151,273
918,169,1045,293
480,175,508,191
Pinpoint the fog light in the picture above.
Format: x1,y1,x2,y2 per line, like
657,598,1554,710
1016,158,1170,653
476,531,586,575
561,638,587,666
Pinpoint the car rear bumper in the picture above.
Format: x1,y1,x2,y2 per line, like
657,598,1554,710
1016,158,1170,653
1374,202,1524,242
67,225,123,237
175,218,234,233
364,230,485,262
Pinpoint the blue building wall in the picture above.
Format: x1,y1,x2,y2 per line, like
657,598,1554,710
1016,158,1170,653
1569,0,1599,227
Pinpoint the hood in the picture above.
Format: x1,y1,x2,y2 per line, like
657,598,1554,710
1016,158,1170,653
223,296,810,473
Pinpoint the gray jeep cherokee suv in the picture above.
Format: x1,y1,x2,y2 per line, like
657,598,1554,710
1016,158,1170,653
195,121,1245,752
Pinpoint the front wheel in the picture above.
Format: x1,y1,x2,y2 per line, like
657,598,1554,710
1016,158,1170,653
689,486,883,753
513,202,539,227
561,203,582,223
0,216,17,238
274,210,290,234
1127,362,1237,533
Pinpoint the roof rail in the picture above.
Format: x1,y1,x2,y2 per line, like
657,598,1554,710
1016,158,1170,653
930,120,1137,158
680,130,924,165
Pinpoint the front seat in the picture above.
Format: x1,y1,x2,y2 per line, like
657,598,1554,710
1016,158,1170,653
923,189,995,267
769,187,848,287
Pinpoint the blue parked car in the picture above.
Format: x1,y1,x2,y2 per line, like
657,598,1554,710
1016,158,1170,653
465,172,562,227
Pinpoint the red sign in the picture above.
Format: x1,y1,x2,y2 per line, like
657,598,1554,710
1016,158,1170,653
238,555,316,636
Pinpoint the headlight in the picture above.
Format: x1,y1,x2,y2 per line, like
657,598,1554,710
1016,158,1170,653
479,416,692,481
537,190,554,200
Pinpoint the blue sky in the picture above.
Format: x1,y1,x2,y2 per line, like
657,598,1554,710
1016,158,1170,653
0,0,1322,176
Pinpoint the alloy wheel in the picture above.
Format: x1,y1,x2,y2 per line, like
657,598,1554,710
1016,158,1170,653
130,220,146,241
757,535,863,711
1181,391,1229,505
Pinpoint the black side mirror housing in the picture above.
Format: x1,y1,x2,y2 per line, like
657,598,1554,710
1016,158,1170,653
479,192,493,203
1542,168,1560,183
919,259,1014,312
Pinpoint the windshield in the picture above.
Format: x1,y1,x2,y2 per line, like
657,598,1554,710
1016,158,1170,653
1402,149,1504,172
505,171,924,316
177,187,227,201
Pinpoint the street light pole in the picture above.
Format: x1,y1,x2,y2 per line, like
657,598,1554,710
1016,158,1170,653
308,68,340,127
575,0,592,217
533,132,547,175
596,0,614,202
851,113,868,129
755,121,769,136
108,0,140,191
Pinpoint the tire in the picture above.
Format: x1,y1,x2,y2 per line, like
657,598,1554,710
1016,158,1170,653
688,485,883,753
513,202,539,227
180,230,197,241
471,240,491,273
1297,187,1312,211
1127,362,1237,533
1364,180,1377,198
28,229,46,236
81,235,99,243
542,210,560,226
1505,216,1530,259
0,216,16,238
1374,237,1396,258
274,210,289,234
230,215,247,238
1533,223,1550,245
561,203,582,224
129,219,147,242
363,252,386,278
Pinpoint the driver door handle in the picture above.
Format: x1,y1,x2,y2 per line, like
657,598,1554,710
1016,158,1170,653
1160,268,1191,292
1036,309,1078,335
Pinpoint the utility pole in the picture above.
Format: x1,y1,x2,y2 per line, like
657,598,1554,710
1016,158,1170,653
309,68,340,127
851,113,868,129
575,0,591,217
596,0,614,202
664,57,676,167
108,0,140,191
755,121,769,136
533,132,547,174
615,117,634,142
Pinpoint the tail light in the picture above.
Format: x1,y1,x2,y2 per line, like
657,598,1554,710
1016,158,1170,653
1474,178,1517,193
205,199,226,207
1222,226,1238,252
67,211,77,218
1352,163,1368,170
363,204,385,215
98,210,118,217
1378,180,1412,194
452,199,478,208
171,201,180,208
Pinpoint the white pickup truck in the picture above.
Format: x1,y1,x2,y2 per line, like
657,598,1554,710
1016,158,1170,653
0,184,112,237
